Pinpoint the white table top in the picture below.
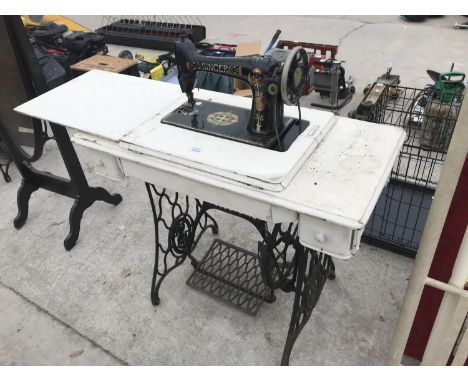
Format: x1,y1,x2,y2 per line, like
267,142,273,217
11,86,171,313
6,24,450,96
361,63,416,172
15,70,406,258
15,70,183,142
16,70,336,191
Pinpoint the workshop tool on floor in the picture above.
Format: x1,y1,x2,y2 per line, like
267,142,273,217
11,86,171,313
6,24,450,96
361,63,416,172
426,64,465,103
415,64,465,151
97,16,206,51
309,59,355,109
163,39,309,150
348,66,401,121
276,40,354,110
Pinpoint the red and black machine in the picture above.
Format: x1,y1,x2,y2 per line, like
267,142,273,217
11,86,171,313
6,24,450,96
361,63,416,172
276,40,355,110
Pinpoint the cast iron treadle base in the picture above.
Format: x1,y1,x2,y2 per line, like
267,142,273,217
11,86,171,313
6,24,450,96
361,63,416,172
186,239,272,316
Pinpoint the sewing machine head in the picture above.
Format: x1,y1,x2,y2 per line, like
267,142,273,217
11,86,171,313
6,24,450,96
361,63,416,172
161,39,310,150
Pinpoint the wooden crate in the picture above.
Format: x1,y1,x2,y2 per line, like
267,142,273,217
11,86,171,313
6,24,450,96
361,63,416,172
70,54,138,76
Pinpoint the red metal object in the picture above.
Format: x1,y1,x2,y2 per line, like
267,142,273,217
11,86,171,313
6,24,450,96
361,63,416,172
404,155,468,363
277,41,338,68
276,40,339,94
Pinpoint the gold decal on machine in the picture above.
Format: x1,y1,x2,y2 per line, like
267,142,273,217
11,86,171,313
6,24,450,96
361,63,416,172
207,112,239,127
191,62,241,76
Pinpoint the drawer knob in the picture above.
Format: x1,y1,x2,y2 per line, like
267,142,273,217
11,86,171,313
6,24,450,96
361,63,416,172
315,232,327,242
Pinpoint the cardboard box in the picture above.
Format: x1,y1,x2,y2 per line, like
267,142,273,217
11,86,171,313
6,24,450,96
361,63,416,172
233,41,261,97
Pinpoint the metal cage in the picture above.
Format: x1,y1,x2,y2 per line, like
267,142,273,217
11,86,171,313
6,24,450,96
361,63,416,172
362,84,464,256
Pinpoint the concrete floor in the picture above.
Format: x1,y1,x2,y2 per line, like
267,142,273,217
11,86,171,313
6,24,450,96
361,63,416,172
1,15,467,366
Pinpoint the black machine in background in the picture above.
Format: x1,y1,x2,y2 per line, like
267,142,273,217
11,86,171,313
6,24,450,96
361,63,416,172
29,22,107,59
31,40,69,90
27,21,107,76
162,39,310,150
310,59,355,109
96,16,206,51
275,40,355,110
348,67,401,121
0,15,122,249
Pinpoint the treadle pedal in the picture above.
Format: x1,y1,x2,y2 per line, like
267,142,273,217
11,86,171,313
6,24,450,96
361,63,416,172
186,239,272,316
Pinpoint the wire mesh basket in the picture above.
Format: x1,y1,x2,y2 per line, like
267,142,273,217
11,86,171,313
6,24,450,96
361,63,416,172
96,16,206,51
0,137,12,182
362,84,464,256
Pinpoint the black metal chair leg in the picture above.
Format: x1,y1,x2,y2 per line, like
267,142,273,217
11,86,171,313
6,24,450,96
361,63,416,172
14,180,39,229
64,188,123,251
91,186,123,206
64,196,91,251
328,261,336,280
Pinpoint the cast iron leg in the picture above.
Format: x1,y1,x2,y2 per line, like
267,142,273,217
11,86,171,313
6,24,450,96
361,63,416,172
280,246,335,366
14,180,39,229
92,186,123,206
145,183,218,306
64,187,122,251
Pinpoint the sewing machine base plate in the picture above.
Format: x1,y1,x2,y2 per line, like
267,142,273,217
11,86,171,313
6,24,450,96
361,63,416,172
161,99,309,150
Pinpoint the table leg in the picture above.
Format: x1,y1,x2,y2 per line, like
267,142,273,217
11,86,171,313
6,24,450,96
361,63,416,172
64,187,122,250
145,183,218,305
280,246,335,365
14,179,39,228
145,183,335,365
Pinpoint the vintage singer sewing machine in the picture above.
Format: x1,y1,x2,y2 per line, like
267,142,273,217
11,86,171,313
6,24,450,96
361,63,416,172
162,39,310,150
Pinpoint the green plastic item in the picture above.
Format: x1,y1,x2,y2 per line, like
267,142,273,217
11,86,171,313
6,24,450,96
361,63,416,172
435,71,465,103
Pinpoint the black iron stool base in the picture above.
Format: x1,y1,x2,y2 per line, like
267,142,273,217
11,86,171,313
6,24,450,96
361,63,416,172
0,120,122,250
186,239,273,316
145,183,335,365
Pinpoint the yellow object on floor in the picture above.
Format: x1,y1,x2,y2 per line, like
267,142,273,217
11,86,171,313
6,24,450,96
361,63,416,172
150,64,164,81
21,16,89,32
135,52,159,64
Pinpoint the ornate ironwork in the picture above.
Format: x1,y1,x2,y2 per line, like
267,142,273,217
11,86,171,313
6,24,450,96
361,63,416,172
145,183,335,365
145,183,218,305
0,138,12,182
186,239,272,315
259,223,298,292
281,248,335,365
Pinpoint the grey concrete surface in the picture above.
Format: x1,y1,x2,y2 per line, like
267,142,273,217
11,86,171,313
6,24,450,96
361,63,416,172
1,15,467,366
0,141,414,365
0,284,123,365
